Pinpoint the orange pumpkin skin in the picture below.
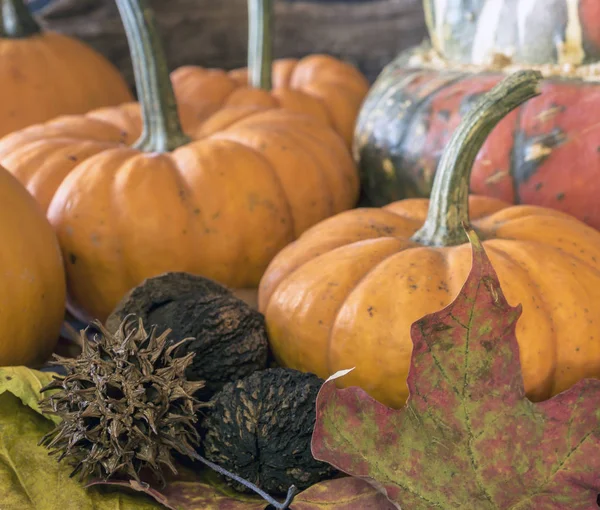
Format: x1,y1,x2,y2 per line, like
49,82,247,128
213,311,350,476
0,165,66,366
0,102,357,322
259,196,600,408
0,0,358,323
0,31,132,137
171,55,370,148
259,71,600,409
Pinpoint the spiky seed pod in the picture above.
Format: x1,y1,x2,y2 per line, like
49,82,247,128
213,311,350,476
39,315,206,486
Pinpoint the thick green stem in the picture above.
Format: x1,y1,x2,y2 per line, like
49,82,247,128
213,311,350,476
248,0,273,89
116,0,190,153
411,70,542,247
0,0,41,38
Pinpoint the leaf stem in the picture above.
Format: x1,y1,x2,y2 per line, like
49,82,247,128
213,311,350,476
115,0,190,153
411,70,542,247
248,0,273,90
193,452,298,509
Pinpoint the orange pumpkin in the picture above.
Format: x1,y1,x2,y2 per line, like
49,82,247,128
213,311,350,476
0,0,358,323
0,164,65,366
259,70,600,409
170,0,369,148
0,0,132,138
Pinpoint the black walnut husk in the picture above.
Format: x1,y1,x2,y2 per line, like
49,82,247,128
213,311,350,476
39,316,206,486
201,368,337,495
105,272,269,399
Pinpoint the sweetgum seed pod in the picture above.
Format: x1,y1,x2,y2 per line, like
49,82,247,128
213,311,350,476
39,317,205,485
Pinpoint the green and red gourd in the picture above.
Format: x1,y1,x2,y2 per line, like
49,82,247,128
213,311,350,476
0,0,132,137
261,71,600,409
355,0,600,229
0,0,358,323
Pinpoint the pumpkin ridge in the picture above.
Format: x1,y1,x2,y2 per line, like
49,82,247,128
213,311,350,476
477,241,558,400
206,130,300,237
3,138,117,212
325,243,423,376
109,151,138,301
477,212,600,270
268,126,336,218
487,240,600,396
291,88,334,134
491,236,600,279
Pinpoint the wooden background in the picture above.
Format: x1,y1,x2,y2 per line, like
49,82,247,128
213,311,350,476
34,0,428,85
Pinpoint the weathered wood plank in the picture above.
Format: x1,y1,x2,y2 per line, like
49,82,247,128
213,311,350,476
37,0,427,84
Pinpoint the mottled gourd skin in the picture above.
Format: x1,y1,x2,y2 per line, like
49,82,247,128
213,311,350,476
0,165,65,367
424,0,600,66
354,44,600,229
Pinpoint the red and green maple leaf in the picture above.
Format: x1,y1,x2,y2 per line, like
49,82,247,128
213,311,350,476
311,228,600,509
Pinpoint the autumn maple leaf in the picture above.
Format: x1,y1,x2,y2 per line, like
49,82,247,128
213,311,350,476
311,228,600,509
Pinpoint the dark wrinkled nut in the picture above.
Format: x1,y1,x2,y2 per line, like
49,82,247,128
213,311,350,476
39,316,206,486
106,272,269,399
201,368,337,495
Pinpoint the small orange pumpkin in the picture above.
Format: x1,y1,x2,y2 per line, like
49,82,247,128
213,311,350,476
0,164,65,366
0,0,357,323
0,0,132,137
259,70,600,409
170,0,369,148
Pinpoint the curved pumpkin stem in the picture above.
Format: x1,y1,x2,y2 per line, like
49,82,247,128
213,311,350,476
411,70,542,247
248,0,273,90
0,0,41,38
116,0,190,153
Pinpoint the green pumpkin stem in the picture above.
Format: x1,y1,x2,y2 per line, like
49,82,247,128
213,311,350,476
0,0,41,38
411,70,542,247
248,0,273,90
116,0,190,153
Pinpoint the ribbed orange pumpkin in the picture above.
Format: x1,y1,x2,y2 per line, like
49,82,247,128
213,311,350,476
0,0,357,323
170,0,369,148
259,71,600,409
0,0,132,138
0,164,65,366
